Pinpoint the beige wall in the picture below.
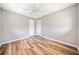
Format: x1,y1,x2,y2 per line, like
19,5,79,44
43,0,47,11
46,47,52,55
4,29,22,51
78,4,79,47
36,20,41,35
0,9,2,39
0,9,31,44
29,19,35,35
38,5,77,45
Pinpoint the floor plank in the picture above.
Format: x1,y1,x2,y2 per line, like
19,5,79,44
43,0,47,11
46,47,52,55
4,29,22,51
0,35,79,55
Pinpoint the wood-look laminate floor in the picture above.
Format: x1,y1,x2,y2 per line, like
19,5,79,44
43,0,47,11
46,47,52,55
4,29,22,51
0,35,79,55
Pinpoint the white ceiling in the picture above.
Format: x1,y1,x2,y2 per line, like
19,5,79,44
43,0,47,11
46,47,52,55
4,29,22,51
0,3,75,19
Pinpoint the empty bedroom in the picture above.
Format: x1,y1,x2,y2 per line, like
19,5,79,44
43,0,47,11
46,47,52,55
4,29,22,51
0,3,79,55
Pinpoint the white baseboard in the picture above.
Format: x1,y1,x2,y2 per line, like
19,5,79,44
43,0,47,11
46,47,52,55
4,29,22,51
77,47,79,51
0,35,32,46
38,35,79,50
